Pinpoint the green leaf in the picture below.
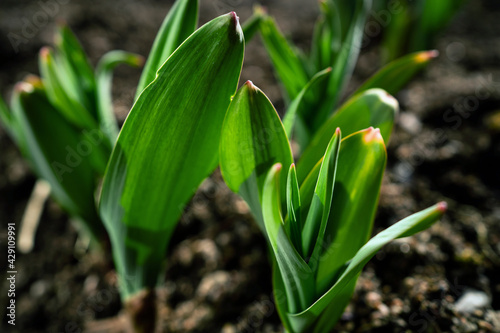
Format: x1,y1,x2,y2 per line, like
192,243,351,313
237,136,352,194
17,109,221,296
54,22,97,117
11,77,104,241
0,93,20,144
286,164,302,254
297,158,321,225
258,15,310,101
297,89,398,183
301,128,341,262
283,67,332,142
380,0,411,62
309,1,339,74
39,47,97,130
99,12,244,299
135,0,198,98
96,50,144,146
288,202,447,332
220,81,293,232
354,50,439,96
262,164,315,314
410,0,466,52
312,0,372,131
315,127,386,293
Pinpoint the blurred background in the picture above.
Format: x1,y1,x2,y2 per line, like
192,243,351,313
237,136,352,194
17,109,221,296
1,0,500,332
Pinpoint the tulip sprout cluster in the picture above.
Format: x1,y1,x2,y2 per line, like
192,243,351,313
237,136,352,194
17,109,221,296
0,0,456,331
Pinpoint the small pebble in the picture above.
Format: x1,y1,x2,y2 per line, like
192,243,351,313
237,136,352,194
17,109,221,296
455,289,490,313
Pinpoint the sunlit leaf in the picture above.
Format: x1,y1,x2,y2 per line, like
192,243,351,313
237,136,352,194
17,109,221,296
316,127,386,293
297,89,398,183
354,50,438,96
220,81,293,231
11,77,104,241
262,164,314,314
288,202,446,332
100,13,244,299
135,0,198,98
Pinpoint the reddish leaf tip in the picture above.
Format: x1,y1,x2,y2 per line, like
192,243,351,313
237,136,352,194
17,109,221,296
335,127,341,135
428,50,440,58
230,11,239,24
363,127,383,144
15,81,34,94
40,46,50,58
274,163,283,172
437,201,448,213
417,50,439,62
245,80,258,92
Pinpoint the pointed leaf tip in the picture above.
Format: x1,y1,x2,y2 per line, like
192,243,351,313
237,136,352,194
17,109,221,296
417,50,439,62
40,46,51,59
335,127,341,135
229,11,244,41
437,201,448,213
363,127,383,143
15,82,34,94
381,91,399,109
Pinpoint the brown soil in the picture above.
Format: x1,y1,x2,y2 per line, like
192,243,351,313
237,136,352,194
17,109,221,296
1,0,500,332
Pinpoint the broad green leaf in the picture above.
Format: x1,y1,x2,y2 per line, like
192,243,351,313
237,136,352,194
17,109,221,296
54,22,97,117
286,164,302,253
39,47,97,130
301,128,340,263
297,89,398,183
242,5,265,42
354,50,439,96
96,50,144,146
258,15,309,101
100,13,244,299
262,164,314,314
220,81,293,232
135,0,198,98
288,202,446,332
282,67,332,141
10,77,104,241
312,0,372,131
316,128,386,293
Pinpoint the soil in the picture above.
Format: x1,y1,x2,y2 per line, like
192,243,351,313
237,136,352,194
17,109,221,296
1,0,500,332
